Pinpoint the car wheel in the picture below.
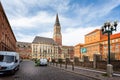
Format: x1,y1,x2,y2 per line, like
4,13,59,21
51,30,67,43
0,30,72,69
16,65,20,71
11,69,15,75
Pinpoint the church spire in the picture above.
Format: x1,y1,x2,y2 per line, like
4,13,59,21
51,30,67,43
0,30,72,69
55,13,60,26
53,13,62,46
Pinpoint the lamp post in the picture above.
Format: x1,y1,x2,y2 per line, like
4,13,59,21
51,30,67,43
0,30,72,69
101,21,118,77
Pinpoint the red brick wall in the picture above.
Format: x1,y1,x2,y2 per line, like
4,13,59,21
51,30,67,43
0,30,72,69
0,2,16,51
74,44,83,59
16,48,31,59
16,42,32,59
85,29,101,44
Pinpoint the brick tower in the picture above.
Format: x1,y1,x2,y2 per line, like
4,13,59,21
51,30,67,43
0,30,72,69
53,14,62,46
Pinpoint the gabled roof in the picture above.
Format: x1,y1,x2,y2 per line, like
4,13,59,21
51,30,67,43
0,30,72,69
32,36,57,45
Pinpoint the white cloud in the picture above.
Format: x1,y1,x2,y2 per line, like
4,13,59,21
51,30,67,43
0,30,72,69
16,33,34,42
51,0,70,13
1,0,28,17
1,0,70,17
9,11,55,29
16,31,53,42
36,31,53,38
62,26,100,46
72,0,120,24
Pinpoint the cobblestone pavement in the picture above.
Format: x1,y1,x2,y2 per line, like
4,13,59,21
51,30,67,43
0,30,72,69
0,60,96,80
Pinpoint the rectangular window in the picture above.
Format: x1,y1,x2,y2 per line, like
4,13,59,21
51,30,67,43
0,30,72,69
115,44,119,52
110,46,112,52
116,39,118,42
40,48,41,53
112,40,114,43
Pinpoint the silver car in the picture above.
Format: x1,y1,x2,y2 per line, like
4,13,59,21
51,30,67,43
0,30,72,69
40,58,47,66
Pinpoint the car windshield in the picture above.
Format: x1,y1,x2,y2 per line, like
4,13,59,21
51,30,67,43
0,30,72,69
0,55,15,63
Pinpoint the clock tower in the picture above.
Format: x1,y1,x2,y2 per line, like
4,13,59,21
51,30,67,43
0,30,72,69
53,14,62,46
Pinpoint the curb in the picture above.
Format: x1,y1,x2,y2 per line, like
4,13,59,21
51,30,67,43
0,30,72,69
50,65,101,80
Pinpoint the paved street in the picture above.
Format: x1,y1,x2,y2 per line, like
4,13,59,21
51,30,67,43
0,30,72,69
0,60,96,80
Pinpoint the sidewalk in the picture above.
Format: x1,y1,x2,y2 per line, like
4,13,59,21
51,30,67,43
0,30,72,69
49,63,120,80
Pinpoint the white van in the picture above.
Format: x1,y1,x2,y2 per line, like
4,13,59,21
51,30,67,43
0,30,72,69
40,58,48,66
0,51,20,75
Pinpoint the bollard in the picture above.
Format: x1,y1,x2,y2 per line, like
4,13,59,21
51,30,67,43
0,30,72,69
107,64,113,77
72,62,74,71
56,60,58,67
65,62,67,69
60,63,62,68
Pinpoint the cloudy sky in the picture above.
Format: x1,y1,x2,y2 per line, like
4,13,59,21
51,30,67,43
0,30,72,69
1,0,120,46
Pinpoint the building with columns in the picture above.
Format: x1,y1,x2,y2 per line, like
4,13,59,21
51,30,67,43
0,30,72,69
0,2,16,51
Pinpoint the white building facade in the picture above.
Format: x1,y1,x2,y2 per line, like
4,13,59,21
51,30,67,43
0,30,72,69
32,36,59,61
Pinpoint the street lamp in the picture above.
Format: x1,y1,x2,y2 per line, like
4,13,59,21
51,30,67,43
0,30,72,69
101,21,118,77
101,21,118,64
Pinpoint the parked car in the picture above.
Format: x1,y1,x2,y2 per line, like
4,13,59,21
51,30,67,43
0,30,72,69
40,58,48,66
0,51,20,75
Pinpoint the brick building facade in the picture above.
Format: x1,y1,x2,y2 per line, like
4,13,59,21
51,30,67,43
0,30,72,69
0,2,16,51
61,46,74,59
74,29,120,61
101,33,120,60
16,42,31,59
74,43,83,59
